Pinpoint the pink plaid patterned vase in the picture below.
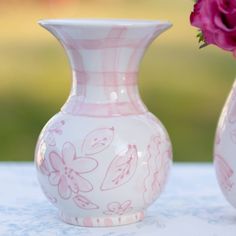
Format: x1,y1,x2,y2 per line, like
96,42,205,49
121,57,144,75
35,19,173,227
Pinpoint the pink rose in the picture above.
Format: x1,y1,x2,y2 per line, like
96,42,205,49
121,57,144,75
190,0,236,56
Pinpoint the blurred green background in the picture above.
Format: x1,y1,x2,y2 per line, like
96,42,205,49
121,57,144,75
0,0,235,162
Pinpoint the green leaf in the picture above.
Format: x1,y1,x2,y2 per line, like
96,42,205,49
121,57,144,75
196,31,208,49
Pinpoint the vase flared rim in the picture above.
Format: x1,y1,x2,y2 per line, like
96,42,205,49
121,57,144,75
38,18,172,28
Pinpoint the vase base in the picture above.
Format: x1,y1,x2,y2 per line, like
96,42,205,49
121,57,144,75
59,211,145,227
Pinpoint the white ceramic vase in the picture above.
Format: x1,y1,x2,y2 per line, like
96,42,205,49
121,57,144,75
214,80,236,208
35,19,173,227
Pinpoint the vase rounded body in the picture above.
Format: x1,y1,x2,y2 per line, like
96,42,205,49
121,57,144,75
214,80,236,208
35,19,173,227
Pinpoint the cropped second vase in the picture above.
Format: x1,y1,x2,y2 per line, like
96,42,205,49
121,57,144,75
35,19,173,227
214,80,236,209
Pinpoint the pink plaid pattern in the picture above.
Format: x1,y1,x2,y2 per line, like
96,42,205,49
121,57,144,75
49,24,162,117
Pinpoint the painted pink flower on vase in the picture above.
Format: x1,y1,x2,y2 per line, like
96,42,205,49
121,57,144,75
48,142,98,199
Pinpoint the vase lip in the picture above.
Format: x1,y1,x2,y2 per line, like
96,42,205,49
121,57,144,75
38,18,172,28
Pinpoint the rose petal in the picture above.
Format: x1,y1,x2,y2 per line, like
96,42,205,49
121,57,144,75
214,30,236,51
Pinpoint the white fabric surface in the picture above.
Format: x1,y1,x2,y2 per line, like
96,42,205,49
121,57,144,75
0,163,235,236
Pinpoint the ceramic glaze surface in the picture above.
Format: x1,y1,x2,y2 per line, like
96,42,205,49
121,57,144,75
214,80,236,208
35,19,173,227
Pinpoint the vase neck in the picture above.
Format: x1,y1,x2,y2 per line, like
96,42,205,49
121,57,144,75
39,19,172,117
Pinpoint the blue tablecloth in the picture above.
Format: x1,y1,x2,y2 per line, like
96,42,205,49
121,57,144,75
0,163,235,236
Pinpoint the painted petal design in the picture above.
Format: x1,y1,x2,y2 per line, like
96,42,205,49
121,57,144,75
74,174,93,192
66,172,80,193
82,127,114,155
62,142,76,165
49,152,64,171
58,175,71,199
72,157,98,174
215,154,234,191
49,171,61,185
73,194,99,210
118,200,132,215
101,145,138,191
120,200,132,211
66,171,93,193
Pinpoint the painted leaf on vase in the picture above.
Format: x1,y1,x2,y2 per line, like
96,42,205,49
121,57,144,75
100,145,138,191
215,154,234,191
82,127,114,155
73,194,99,210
